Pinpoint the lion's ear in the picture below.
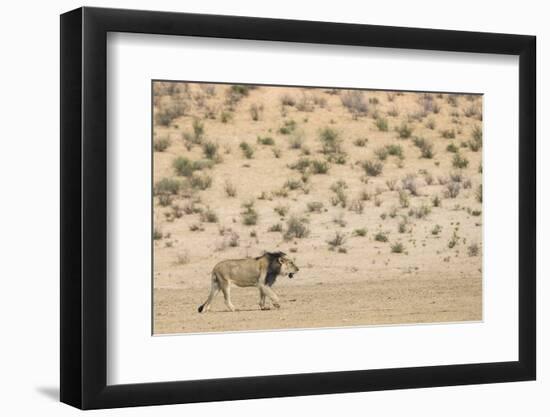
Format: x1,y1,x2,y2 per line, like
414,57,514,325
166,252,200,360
277,257,284,264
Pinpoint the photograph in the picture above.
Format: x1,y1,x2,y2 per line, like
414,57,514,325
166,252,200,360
152,81,483,335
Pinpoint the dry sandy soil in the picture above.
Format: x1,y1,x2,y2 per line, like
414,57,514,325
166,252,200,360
152,82,483,335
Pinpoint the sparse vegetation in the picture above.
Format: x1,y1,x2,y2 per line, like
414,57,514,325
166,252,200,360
327,231,347,250
307,201,324,212
154,136,171,152
391,242,405,253
374,231,389,242
362,160,384,176
452,153,469,169
341,90,368,118
202,141,219,160
396,123,413,139
239,142,254,159
224,180,237,197
284,215,310,239
375,117,389,132
241,201,259,225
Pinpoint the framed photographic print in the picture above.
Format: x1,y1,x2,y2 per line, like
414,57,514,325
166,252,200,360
60,6,536,410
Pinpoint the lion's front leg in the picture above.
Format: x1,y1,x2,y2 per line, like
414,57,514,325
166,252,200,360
259,284,280,309
258,288,268,310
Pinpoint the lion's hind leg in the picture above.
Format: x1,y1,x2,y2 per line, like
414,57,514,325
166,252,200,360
220,280,236,312
198,274,220,313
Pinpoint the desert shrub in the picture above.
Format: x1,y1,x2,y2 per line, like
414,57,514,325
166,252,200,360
295,93,314,112
192,118,205,141
432,195,441,207
463,104,482,119
386,144,403,158
202,141,219,160
307,201,324,213
441,129,456,139
412,136,434,159
398,190,410,208
224,180,237,197
327,231,347,249
374,147,389,161
374,231,388,242
220,111,233,123
154,178,181,195
272,147,282,158
447,94,459,107
358,189,371,201
391,242,405,253
431,224,442,235
257,136,275,146
231,84,252,96
353,228,367,237
387,107,399,117
241,201,259,225
310,159,329,174
190,173,213,190
330,181,348,208
401,174,418,196
268,223,283,232
280,94,296,106
425,119,436,130
249,103,264,121
375,117,389,132
386,178,397,191
448,230,460,248
279,119,297,135
158,194,173,207
155,100,187,126
239,142,254,159
397,217,409,234
444,182,461,198
468,125,483,151
272,188,289,198
285,178,302,190
284,215,310,240
396,123,413,139
362,160,383,176
153,136,171,152
354,137,368,147
171,204,183,219
153,227,163,240
200,207,218,223
172,157,212,177
274,205,289,217
446,143,459,153
410,204,431,219
341,90,368,118
319,127,341,153
288,130,304,149
452,153,469,169
468,243,479,257
289,157,311,173
172,157,195,177
349,199,364,214
424,172,434,185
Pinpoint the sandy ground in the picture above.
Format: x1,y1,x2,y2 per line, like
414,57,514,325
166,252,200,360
152,83,483,334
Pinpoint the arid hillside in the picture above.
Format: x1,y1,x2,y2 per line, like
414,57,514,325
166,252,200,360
152,82,483,334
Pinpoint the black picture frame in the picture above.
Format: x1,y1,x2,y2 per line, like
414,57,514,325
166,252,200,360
60,6,536,410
